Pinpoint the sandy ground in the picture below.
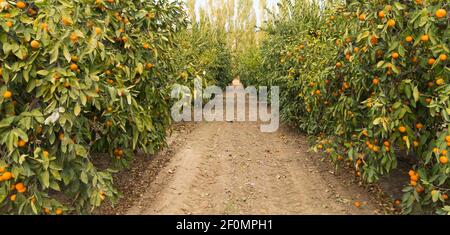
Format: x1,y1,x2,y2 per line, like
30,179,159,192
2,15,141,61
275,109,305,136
99,82,394,215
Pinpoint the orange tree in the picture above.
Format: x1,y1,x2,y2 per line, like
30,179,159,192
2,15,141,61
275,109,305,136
254,0,449,214
0,0,192,214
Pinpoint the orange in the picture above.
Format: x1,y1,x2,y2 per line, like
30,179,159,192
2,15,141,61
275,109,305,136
95,27,102,34
420,34,429,42
106,120,113,127
358,14,366,21
6,21,13,27
399,126,407,133
3,90,12,99
392,52,399,59
408,170,415,177
384,141,390,147
2,172,13,180
336,62,342,68
0,167,4,173
43,151,49,158
44,208,51,214
416,123,424,129
440,156,449,164
15,183,26,193
394,200,401,206
146,63,154,69
372,146,380,153
402,136,408,142
446,136,450,142
10,194,16,201
439,54,447,61
315,90,321,95
354,201,362,208
62,17,72,26
443,194,449,200
370,35,378,45
378,11,385,18
442,150,448,156
17,139,26,148
387,19,395,27
425,98,432,104
59,133,65,141
410,175,419,182
428,58,436,65
143,43,150,49
55,208,63,215
353,47,359,53
30,40,40,49
436,9,447,18
405,36,413,43
16,1,26,9
373,78,379,85
70,32,78,43
41,23,48,31
70,63,78,71
413,141,419,148
436,78,445,86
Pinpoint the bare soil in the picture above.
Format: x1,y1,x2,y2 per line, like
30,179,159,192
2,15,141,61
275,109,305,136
98,84,398,215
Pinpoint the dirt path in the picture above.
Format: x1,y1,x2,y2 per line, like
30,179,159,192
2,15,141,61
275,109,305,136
99,85,390,215
124,120,384,215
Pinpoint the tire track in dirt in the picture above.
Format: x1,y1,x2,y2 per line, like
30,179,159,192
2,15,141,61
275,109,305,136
126,119,383,215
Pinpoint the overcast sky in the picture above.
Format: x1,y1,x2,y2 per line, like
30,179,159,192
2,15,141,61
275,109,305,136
190,0,280,26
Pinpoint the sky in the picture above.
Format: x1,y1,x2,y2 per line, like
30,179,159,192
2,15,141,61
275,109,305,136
191,0,280,26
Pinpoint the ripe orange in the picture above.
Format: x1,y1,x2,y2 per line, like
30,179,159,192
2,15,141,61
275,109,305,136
95,27,102,34
358,14,366,21
336,62,342,68
315,90,321,95
443,194,449,200
70,32,78,43
416,123,423,129
41,23,49,31
2,172,13,181
420,34,429,42
445,136,450,142
55,208,63,215
428,58,436,65
405,36,413,43
354,47,359,53
354,201,362,208
436,9,447,18
408,170,415,177
143,43,150,49
384,141,390,147
18,139,26,148
10,194,17,201
378,11,385,18
439,54,447,61
43,151,49,158
70,63,78,71
30,40,40,49
3,90,12,99
370,36,378,45
15,183,26,193
387,19,396,27
399,126,407,133
62,17,72,26
440,156,449,164
373,78,379,85
44,208,51,214
6,21,13,27
436,78,445,86
16,1,26,9
392,52,399,59
146,63,154,69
